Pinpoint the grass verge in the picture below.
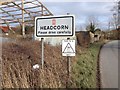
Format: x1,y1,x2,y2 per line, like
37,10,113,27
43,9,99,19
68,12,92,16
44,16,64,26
71,41,104,88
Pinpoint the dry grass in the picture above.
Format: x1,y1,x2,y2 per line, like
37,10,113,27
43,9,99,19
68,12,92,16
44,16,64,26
2,40,76,88
1,36,102,88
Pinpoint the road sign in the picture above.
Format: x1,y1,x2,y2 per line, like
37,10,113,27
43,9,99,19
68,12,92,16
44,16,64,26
62,40,75,56
35,15,75,37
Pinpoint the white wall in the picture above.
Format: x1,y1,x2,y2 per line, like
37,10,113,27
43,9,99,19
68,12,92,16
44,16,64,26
34,36,76,46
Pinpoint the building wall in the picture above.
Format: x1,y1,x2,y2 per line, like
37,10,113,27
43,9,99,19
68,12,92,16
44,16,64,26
89,32,94,43
34,36,76,46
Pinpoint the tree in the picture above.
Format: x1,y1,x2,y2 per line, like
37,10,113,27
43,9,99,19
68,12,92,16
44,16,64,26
86,22,95,33
86,16,99,33
111,1,119,29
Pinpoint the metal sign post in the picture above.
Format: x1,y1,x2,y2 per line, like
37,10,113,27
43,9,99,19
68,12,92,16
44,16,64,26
67,38,71,74
41,38,44,69
67,38,70,88
62,39,75,88
66,56,70,88
35,15,75,70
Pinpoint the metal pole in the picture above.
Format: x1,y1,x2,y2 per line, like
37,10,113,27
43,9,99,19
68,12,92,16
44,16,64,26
113,13,117,30
67,13,71,80
22,0,25,36
108,22,110,31
67,55,70,76
118,1,120,39
41,38,44,69
66,38,70,88
0,57,2,89
67,56,70,75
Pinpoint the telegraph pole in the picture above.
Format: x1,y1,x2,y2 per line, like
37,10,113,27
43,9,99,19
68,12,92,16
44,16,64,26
118,1,120,28
113,13,117,30
118,1,120,39
108,22,111,31
22,0,25,36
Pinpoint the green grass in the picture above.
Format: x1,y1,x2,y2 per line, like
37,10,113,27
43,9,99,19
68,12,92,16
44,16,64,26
71,42,103,88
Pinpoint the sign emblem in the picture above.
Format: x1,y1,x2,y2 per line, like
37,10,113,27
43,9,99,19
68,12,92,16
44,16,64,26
52,19,56,25
63,43,75,53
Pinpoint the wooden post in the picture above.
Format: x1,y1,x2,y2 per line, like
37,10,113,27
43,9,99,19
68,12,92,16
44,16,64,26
41,5,43,16
22,0,25,36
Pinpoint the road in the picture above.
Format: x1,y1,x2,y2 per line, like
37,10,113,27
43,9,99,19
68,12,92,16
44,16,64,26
100,40,119,88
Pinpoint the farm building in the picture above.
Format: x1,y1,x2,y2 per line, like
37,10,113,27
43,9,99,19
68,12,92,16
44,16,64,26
94,29,102,42
0,26,17,33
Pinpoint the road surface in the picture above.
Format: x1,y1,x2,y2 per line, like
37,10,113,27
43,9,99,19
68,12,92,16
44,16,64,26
100,40,119,88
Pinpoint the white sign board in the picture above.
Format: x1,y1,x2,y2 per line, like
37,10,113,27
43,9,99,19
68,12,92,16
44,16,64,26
62,40,75,56
35,15,75,37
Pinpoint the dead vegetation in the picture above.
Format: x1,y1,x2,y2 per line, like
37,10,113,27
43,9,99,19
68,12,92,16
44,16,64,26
2,40,78,88
1,30,102,88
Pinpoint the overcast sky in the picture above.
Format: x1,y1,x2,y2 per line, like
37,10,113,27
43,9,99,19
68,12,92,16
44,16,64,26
42,1,116,31
0,0,117,31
